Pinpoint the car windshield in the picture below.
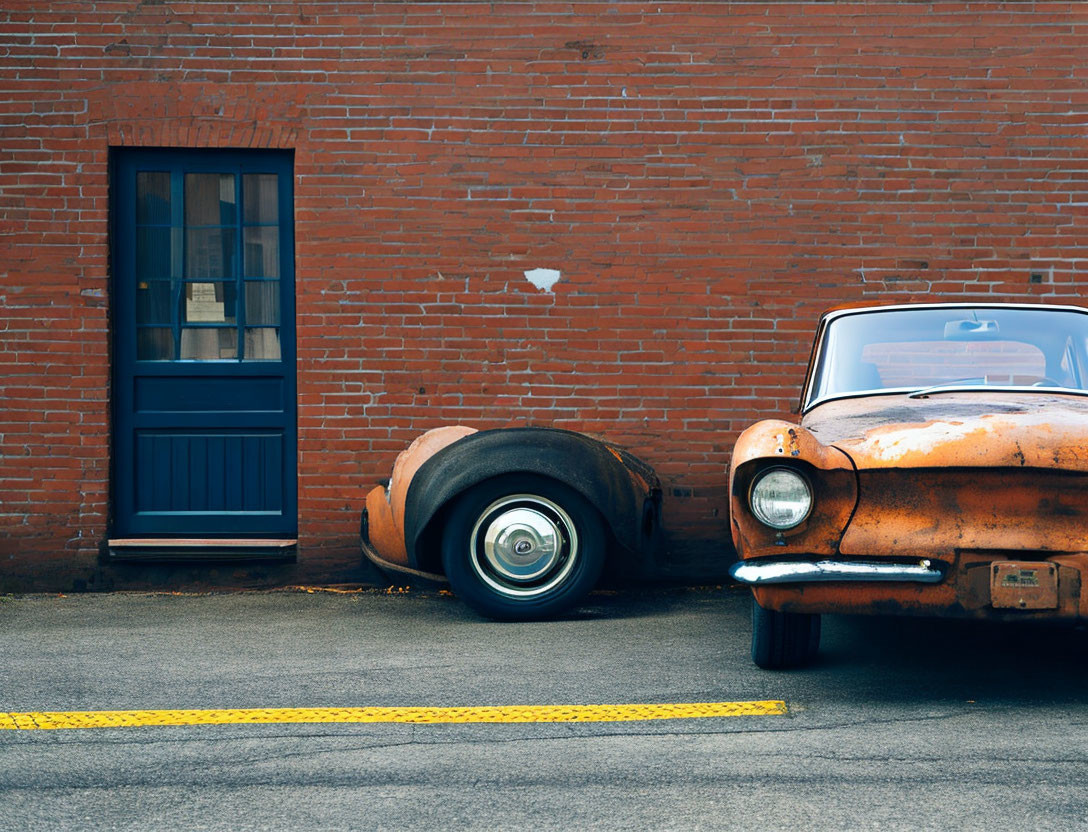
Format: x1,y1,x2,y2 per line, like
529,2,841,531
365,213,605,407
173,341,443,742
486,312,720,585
805,306,1088,409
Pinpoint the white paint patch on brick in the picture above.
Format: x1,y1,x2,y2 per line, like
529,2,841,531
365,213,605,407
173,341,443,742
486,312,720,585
524,268,561,293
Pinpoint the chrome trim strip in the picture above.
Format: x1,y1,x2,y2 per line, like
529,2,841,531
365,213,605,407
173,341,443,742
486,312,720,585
360,535,448,584
729,559,944,585
800,317,829,413
819,302,1088,326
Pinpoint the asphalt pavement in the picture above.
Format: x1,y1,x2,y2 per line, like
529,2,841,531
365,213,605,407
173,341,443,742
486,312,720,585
1,586,1087,831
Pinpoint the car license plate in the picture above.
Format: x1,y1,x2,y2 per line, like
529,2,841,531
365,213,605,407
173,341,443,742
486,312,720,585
990,562,1058,610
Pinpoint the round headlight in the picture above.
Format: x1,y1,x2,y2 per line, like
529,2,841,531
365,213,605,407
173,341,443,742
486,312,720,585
749,468,813,530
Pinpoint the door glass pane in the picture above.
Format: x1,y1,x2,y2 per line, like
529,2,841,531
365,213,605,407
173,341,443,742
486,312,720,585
245,281,279,325
181,327,237,360
127,163,288,365
184,282,237,325
137,328,174,361
243,174,279,224
136,280,173,324
136,172,171,224
186,228,236,279
245,328,281,361
185,173,236,225
136,227,171,278
243,226,279,278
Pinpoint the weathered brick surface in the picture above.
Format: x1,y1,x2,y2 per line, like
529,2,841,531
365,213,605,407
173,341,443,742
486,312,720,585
1,3,1087,589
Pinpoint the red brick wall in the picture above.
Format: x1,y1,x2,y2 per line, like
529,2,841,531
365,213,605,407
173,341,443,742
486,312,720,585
2,2,1087,589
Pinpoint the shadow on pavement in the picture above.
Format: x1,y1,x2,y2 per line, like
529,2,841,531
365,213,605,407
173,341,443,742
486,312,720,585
808,612,1088,705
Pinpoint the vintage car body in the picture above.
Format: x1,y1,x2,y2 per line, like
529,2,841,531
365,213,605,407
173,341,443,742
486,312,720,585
728,302,1088,668
362,426,662,620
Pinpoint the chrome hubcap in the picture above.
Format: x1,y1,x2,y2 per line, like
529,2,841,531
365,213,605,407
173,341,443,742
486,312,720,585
469,495,579,598
483,507,561,582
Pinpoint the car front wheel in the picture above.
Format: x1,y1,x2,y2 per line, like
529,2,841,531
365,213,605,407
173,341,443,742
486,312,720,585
441,475,606,621
750,598,821,669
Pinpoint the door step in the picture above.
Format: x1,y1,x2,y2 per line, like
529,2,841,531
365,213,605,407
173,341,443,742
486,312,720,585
107,538,297,562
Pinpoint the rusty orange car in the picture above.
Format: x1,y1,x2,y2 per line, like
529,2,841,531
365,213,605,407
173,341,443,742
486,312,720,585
361,427,661,620
729,302,1088,668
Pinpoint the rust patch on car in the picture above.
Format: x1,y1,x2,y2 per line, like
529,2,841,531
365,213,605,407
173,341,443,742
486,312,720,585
364,425,478,568
805,394,1088,472
364,486,408,565
839,468,1088,557
787,428,801,457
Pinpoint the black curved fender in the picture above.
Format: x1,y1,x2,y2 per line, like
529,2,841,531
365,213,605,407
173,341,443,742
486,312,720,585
403,427,662,576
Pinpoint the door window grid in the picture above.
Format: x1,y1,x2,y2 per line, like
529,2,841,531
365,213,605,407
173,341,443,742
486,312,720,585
134,171,282,361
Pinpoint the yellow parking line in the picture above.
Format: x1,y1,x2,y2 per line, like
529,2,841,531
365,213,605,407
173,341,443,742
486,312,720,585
0,701,787,730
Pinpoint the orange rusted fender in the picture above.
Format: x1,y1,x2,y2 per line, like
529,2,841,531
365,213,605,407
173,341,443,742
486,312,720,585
729,420,857,560
362,426,663,591
730,419,853,473
730,302,1088,639
363,425,477,577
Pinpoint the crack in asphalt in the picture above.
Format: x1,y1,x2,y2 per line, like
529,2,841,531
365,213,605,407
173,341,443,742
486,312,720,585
4,754,1088,796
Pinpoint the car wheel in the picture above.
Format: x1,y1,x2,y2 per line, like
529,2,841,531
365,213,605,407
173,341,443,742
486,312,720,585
441,474,606,621
750,598,821,669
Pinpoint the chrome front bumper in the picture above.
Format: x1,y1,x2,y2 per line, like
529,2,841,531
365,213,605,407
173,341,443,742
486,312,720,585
729,559,944,585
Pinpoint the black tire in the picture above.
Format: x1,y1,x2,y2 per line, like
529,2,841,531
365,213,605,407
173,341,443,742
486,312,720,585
441,474,606,621
751,598,821,669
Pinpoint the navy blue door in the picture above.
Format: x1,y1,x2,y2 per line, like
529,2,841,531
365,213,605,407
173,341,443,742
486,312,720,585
113,149,296,537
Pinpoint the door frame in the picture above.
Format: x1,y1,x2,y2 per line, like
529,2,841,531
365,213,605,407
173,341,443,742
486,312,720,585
109,147,298,540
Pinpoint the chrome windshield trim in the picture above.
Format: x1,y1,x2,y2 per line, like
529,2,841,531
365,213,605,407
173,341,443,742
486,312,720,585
820,302,1088,326
729,559,944,585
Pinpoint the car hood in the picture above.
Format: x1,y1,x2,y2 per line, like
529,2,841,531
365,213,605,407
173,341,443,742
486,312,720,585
801,392,1088,472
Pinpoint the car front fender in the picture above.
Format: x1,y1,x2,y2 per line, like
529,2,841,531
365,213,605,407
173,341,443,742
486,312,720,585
729,420,858,559
402,427,662,576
